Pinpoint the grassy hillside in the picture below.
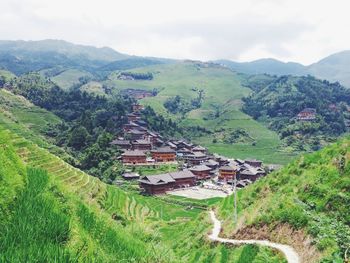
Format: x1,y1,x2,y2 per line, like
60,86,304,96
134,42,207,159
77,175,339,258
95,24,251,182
0,121,286,262
219,138,350,262
104,61,295,164
51,69,93,90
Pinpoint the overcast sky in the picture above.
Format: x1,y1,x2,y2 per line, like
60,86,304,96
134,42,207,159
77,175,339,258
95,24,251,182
1,0,350,64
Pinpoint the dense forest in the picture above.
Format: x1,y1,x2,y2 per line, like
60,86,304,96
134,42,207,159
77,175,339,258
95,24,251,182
242,75,350,151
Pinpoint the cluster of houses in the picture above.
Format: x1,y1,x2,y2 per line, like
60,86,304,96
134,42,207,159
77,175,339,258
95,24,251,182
110,103,268,195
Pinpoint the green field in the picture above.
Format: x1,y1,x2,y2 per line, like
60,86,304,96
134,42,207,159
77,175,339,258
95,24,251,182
103,62,297,164
51,69,93,90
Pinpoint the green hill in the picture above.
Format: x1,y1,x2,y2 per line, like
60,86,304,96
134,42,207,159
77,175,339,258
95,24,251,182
104,61,295,164
219,137,350,262
0,114,285,262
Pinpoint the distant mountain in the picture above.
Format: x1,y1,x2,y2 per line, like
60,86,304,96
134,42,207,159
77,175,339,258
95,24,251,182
216,58,306,76
217,51,350,88
308,50,350,88
0,39,130,75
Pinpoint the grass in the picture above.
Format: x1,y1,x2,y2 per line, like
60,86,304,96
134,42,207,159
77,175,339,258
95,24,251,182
218,137,350,262
51,69,93,90
0,168,72,262
0,89,287,262
133,163,179,175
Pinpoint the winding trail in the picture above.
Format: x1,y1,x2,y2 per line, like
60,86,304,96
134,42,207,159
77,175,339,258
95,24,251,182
208,211,300,263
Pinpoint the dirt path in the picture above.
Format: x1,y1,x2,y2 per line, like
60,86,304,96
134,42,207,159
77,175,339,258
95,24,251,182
208,211,300,263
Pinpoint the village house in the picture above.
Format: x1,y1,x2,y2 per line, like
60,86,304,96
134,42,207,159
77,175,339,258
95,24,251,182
131,139,152,151
126,129,146,140
202,159,219,170
139,170,195,195
121,150,147,164
170,170,196,188
127,113,141,122
132,103,144,112
219,166,237,181
245,159,263,168
189,165,211,180
139,174,176,194
176,147,192,156
150,147,176,162
192,145,207,154
176,140,194,150
134,119,148,127
167,141,178,150
297,108,316,121
122,172,140,180
123,122,140,132
110,139,131,150
183,152,209,166
238,165,266,181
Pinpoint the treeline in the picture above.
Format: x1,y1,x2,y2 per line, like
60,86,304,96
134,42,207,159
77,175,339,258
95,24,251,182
242,75,350,150
163,89,205,116
119,71,153,80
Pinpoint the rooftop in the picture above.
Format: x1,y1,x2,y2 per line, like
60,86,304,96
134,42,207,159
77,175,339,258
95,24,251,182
151,147,175,153
139,174,175,185
122,150,146,157
189,165,211,172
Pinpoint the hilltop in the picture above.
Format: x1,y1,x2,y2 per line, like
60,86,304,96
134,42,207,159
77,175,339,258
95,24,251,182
218,50,350,88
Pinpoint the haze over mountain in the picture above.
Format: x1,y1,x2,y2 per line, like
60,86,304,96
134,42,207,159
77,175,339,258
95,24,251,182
218,50,350,88
0,40,171,75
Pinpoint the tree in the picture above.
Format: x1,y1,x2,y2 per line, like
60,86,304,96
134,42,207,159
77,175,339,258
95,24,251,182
68,126,89,150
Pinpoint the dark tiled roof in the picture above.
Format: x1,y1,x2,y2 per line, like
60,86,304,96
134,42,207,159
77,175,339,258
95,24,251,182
189,165,211,172
122,150,146,157
151,147,175,153
139,174,175,185
169,170,195,179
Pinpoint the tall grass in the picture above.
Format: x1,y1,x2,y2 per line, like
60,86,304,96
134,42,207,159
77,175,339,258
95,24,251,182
0,168,72,262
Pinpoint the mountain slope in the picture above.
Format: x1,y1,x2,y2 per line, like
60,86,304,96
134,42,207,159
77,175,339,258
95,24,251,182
218,51,350,88
216,58,306,76
0,39,129,75
219,137,350,262
104,61,295,164
308,50,350,88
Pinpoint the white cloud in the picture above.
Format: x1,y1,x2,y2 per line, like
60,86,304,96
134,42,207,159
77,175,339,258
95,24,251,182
0,0,350,64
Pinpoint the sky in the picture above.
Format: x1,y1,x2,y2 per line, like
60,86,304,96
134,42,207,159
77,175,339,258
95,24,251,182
1,0,350,64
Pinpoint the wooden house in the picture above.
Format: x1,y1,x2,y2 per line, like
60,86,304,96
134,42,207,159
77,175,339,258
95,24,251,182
110,139,131,150
183,152,208,166
219,166,237,181
245,159,263,168
127,113,141,122
139,171,195,195
139,174,175,195
189,165,211,180
127,129,146,140
132,104,144,112
192,145,207,154
121,150,147,164
238,166,265,181
131,139,152,151
297,108,316,121
150,147,176,162
122,172,140,180
123,122,140,132
170,170,196,187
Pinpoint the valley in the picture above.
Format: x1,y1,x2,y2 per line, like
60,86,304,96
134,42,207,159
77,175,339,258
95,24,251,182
0,40,349,263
